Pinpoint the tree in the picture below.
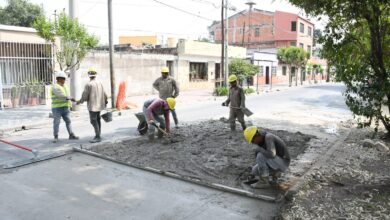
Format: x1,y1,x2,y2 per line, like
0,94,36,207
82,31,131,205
228,59,257,87
287,0,390,133
277,46,310,86
33,12,98,73
0,0,44,27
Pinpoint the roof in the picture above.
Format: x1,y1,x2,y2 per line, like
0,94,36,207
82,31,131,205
0,24,37,33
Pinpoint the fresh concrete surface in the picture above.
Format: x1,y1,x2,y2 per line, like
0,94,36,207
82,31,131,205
0,83,351,166
0,153,278,220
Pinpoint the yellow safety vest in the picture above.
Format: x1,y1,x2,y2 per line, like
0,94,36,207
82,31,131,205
50,84,71,108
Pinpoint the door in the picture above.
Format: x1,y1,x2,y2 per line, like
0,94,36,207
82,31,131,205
265,66,270,85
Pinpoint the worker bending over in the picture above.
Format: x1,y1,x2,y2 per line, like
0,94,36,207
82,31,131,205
143,98,176,140
244,126,291,188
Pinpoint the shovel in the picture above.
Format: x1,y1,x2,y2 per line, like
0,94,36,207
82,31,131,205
150,122,170,137
230,106,253,117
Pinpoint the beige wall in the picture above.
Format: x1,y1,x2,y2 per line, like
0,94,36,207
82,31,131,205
80,52,175,96
0,26,46,43
177,40,246,58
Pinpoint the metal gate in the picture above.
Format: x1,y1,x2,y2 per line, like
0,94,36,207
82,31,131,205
0,41,54,108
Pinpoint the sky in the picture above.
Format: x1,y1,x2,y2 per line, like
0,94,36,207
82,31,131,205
1,0,323,45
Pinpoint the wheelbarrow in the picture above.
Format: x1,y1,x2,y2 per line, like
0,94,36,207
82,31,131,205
135,112,148,135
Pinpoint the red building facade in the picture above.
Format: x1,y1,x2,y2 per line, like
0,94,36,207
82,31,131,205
209,10,314,55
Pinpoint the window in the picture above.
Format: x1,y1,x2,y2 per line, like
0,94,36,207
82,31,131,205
307,45,312,56
291,21,297,31
282,66,287,76
299,43,304,48
255,28,260,37
307,27,312,36
290,42,296,46
300,23,304,33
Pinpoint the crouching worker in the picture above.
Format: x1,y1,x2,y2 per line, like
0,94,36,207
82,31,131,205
244,126,291,188
143,98,176,140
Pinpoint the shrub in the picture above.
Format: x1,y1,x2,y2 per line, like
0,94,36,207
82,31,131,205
214,86,229,96
244,87,255,94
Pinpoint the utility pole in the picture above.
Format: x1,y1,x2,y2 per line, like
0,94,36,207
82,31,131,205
224,0,229,86
69,0,80,111
108,0,116,108
246,0,256,47
220,0,224,87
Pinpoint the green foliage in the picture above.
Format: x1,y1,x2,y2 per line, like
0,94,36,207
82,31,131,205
287,0,390,133
0,0,44,27
278,46,310,86
244,87,255,94
214,86,229,96
33,12,98,72
228,59,258,85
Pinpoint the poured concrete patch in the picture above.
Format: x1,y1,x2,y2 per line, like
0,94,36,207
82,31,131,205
89,120,316,195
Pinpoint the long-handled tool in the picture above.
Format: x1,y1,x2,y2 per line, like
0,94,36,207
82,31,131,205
0,139,67,169
150,122,170,137
0,139,38,157
230,106,254,117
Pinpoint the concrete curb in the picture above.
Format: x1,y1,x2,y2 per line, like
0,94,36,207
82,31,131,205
73,147,280,203
284,130,351,201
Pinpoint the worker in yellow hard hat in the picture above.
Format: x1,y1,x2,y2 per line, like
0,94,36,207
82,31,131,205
50,71,79,143
153,66,180,127
222,74,246,131
243,126,291,188
143,97,176,140
77,67,108,143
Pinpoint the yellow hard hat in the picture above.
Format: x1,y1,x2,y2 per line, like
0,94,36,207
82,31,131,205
161,67,169,73
88,67,97,75
166,97,176,110
244,126,258,144
228,74,237,83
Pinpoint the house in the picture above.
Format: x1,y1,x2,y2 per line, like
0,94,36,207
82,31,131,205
83,39,246,96
209,9,327,86
208,9,314,54
0,25,54,108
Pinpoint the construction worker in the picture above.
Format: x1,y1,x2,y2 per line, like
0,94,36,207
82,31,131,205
153,67,179,127
77,68,108,143
50,71,79,143
222,74,246,131
143,97,176,140
244,126,291,188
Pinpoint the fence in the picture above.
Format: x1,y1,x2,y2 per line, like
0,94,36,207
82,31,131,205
0,41,53,109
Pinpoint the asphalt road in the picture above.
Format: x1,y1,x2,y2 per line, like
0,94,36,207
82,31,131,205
0,83,352,219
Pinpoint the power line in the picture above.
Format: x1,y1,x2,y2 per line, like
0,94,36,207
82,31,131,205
149,0,213,21
84,24,210,37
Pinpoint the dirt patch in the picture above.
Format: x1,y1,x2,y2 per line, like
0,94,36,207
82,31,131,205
278,128,390,220
89,119,315,193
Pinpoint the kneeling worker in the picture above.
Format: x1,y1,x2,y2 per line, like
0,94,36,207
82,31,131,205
143,98,176,140
244,126,291,188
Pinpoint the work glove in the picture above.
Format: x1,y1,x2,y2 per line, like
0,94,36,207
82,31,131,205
221,102,226,106
76,100,81,105
148,119,155,124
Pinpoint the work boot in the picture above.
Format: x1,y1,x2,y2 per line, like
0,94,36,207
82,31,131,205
53,135,58,143
69,133,79,140
89,136,102,143
251,177,271,189
174,117,179,127
230,124,236,132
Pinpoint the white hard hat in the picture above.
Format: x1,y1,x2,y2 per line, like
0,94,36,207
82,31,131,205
55,71,67,79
